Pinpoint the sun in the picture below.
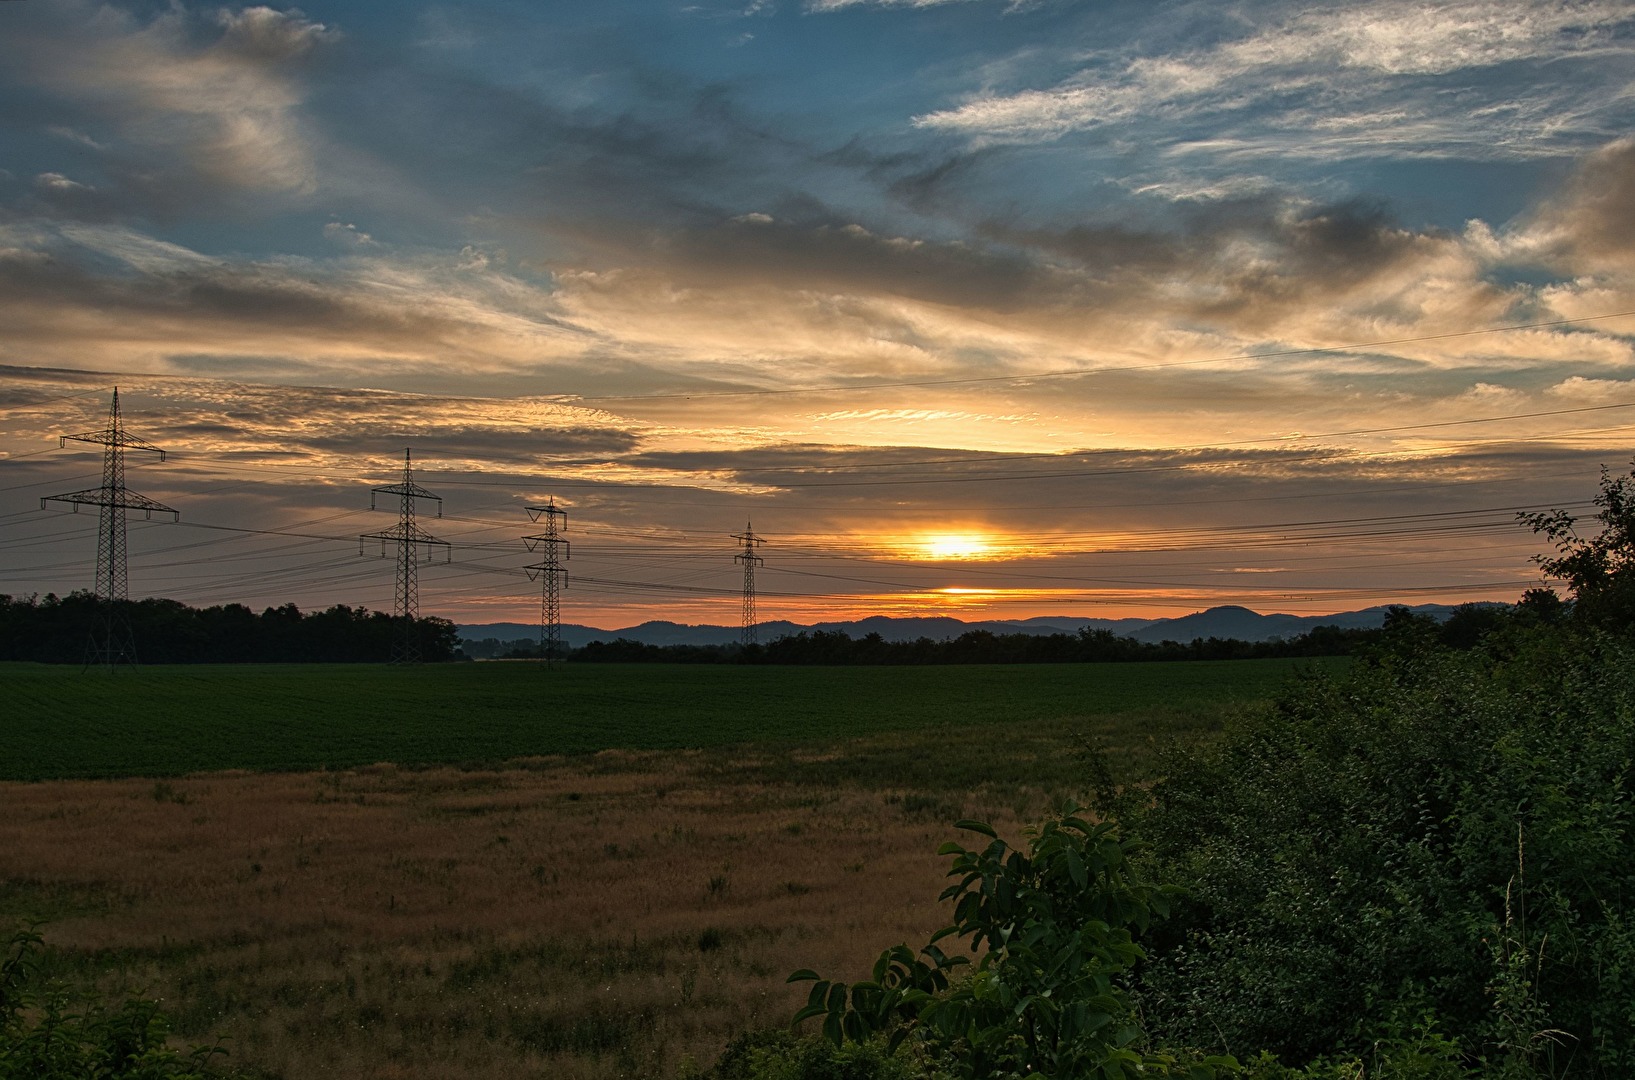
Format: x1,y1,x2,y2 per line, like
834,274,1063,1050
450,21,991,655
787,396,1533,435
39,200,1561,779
921,533,994,560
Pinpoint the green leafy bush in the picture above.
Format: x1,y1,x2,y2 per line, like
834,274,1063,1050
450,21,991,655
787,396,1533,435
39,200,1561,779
1128,624,1635,1077
787,812,1236,1080
706,1028,948,1080
1,928,223,1079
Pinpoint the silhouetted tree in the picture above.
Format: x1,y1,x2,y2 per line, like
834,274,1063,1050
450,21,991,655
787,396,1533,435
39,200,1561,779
0,594,457,663
1522,461,1635,633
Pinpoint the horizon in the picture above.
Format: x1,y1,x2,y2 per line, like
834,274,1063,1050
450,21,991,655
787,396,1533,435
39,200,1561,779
4,1,1633,624
452,600,1479,634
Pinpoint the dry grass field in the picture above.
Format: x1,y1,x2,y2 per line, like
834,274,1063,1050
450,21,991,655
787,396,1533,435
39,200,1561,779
1,660,1331,1077
2,749,1036,1079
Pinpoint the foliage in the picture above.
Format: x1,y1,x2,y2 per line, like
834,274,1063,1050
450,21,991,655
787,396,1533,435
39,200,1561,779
552,625,1386,666
0,928,222,1079
789,812,1237,1080
705,1028,949,1080
1520,461,1635,633
0,592,458,664
1126,621,1635,1076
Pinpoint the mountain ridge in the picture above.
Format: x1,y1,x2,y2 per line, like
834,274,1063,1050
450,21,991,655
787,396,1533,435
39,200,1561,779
458,603,1489,648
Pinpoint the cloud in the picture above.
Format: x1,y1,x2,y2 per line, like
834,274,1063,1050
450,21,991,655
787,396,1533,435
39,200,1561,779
807,0,984,9
914,0,1635,158
34,173,92,194
3,2,339,212
323,221,376,246
809,408,1036,424
1513,138,1635,273
46,127,106,151
0,221,590,383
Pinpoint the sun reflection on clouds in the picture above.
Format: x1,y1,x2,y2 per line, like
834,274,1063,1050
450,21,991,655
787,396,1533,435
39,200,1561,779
922,535,993,560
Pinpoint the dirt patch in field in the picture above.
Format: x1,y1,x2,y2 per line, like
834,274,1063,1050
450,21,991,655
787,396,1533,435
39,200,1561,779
0,753,1031,1079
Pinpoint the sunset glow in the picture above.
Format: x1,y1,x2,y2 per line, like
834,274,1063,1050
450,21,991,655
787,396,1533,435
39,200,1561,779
0,0,1631,628
919,534,999,561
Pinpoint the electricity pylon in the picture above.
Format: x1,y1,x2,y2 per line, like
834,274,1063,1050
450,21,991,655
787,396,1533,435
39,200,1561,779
732,521,765,647
523,500,569,665
360,448,449,663
41,388,178,670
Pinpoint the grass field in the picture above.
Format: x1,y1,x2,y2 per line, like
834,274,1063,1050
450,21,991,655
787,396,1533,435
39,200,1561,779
0,657,1340,781
0,657,1346,1078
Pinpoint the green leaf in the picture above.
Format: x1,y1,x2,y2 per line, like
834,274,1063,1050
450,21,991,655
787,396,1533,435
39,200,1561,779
1065,846,1088,890
787,969,820,983
792,1003,829,1025
954,819,998,838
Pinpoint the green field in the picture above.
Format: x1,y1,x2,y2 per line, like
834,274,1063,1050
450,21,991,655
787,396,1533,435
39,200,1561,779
0,657,1343,782
0,657,1345,784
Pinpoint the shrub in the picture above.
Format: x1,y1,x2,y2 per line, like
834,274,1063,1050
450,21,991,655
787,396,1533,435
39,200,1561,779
1128,625,1635,1077
786,812,1237,1080
0,927,224,1079
707,1028,947,1080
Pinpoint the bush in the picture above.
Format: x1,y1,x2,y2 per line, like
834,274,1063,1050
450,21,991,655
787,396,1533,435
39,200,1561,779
0,927,224,1079
784,812,1237,1080
1128,624,1635,1077
765,613,1635,1079
706,1028,947,1080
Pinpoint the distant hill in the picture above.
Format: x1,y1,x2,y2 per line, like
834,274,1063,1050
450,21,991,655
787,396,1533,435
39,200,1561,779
1124,603,1479,644
457,615,1151,648
458,603,1492,649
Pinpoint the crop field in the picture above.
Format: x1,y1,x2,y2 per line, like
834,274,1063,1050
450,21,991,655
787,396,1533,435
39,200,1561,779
0,657,1346,1078
0,657,1339,781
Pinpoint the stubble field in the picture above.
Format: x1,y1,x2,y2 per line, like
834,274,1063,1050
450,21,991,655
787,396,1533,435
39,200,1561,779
0,658,1341,1077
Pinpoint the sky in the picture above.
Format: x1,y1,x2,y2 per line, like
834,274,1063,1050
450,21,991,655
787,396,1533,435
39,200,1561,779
2,0,1634,629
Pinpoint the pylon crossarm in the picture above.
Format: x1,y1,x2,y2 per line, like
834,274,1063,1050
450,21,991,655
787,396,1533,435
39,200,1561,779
524,562,568,575
41,487,179,520
361,522,448,543
59,430,166,457
522,535,570,556
372,480,442,501
370,488,443,513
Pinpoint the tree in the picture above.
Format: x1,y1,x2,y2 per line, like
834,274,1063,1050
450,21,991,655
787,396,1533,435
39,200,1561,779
1520,461,1635,632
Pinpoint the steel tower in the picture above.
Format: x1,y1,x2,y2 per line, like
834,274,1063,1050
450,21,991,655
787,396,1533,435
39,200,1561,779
42,388,178,669
732,522,765,647
360,449,449,663
523,500,570,664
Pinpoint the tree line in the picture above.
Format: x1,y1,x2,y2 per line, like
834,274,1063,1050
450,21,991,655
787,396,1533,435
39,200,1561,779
0,592,459,664
0,592,1561,667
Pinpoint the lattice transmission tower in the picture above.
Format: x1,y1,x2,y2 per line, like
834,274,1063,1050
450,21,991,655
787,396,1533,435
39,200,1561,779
523,500,569,665
732,522,765,647
41,388,178,670
360,449,449,663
